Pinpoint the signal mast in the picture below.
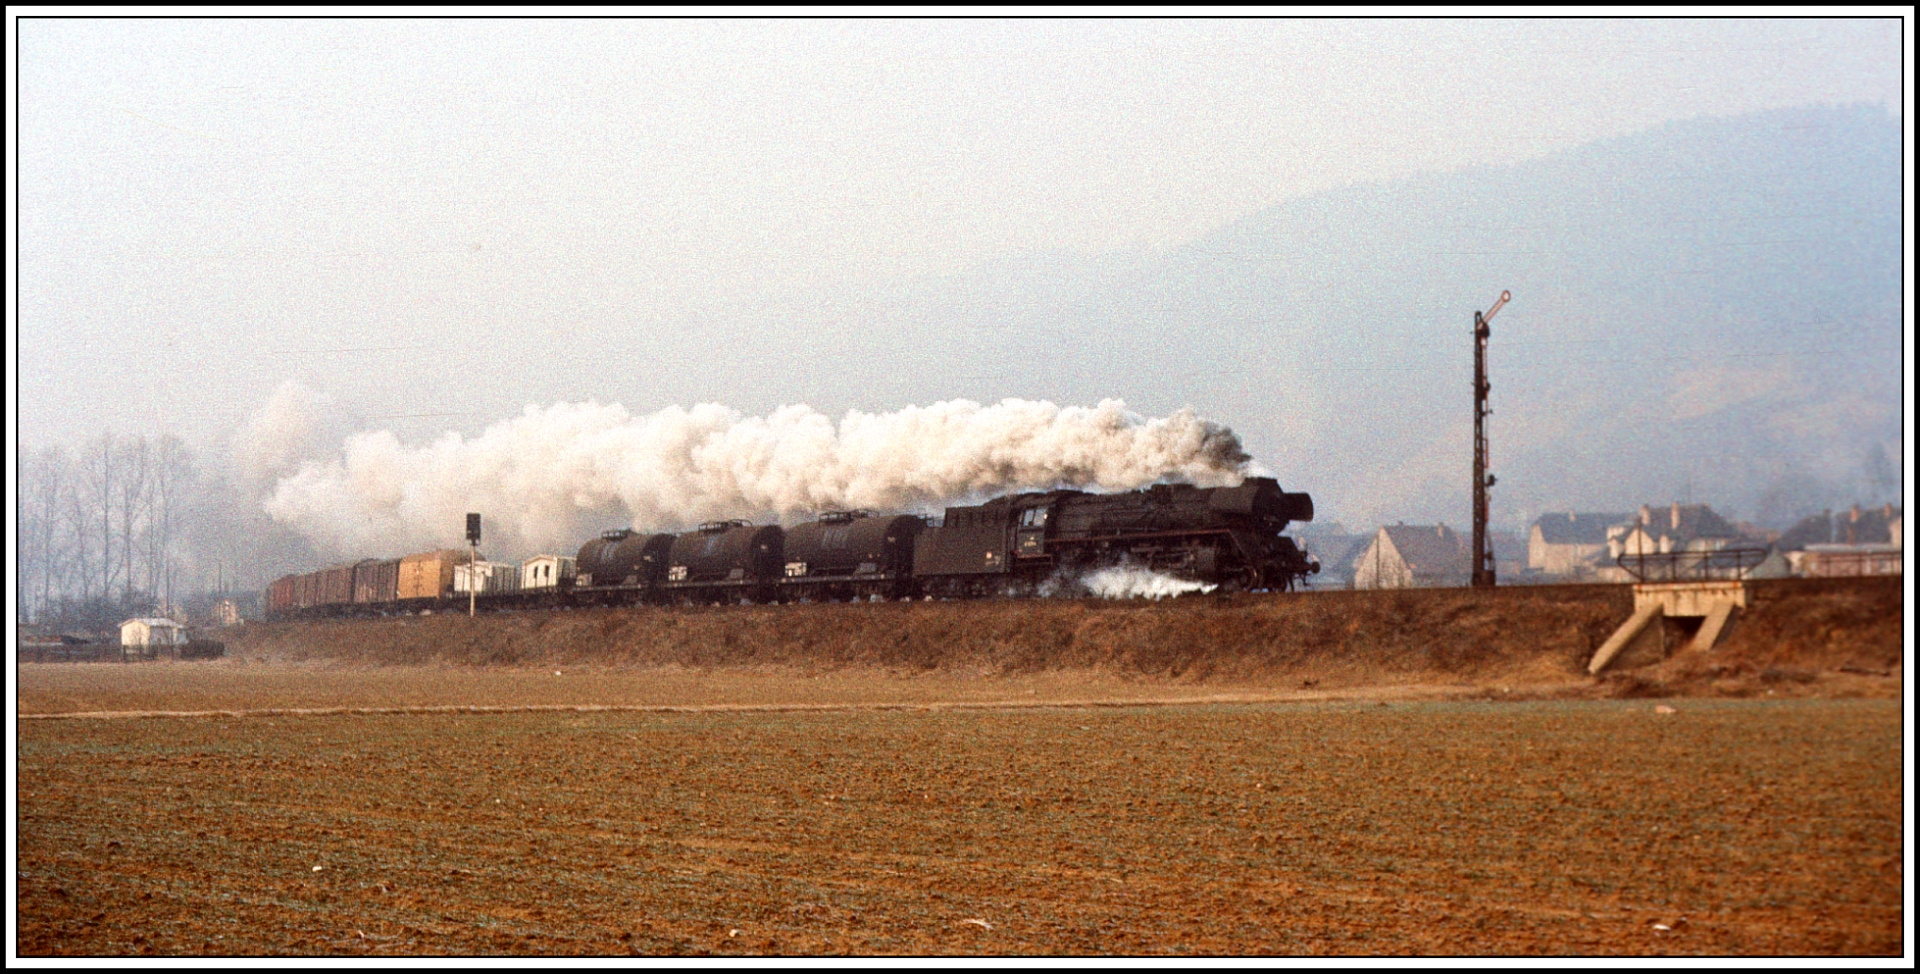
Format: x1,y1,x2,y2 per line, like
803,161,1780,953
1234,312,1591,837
466,512,482,617
1472,290,1510,589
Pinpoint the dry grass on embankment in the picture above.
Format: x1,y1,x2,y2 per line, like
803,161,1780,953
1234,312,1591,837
215,576,1902,700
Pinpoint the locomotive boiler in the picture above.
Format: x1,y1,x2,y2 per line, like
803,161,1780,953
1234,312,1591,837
914,476,1316,597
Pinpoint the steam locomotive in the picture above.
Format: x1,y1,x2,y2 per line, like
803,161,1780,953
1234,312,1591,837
266,477,1317,618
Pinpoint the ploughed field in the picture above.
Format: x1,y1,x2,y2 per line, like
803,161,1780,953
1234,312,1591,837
16,699,1903,956
16,577,1905,956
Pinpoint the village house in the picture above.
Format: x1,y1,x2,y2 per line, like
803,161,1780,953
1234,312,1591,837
1309,536,1372,589
1775,504,1903,577
1606,502,1741,557
1598,502,1749,581
1352,523,1470,589
1774,503,1902,550
1528,512,1631,578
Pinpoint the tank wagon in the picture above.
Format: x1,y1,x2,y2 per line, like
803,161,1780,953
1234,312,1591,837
782,511,924,602
265,478,1316,619
662,521,784,604
573,529,676,605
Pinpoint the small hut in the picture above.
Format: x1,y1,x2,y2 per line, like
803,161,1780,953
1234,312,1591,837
120,617,190,649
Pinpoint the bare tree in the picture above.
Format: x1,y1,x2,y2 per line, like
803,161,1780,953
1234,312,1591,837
19,446,70,622
117,435,151,606
64,466,96,604
147,436,193,612
79,432,119,600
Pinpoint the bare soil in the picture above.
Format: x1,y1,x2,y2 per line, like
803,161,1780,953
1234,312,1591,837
13,576,1906,957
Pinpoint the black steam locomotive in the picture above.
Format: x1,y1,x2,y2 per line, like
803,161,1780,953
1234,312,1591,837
267,477,1317,618
573,476,1316,605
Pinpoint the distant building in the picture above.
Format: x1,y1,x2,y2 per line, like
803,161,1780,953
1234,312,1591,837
1792,544,1902,577
1529,512,1632,577
211,599,242,627
1607,503,1741,558
1298,534,1369,588
1352,523,1470,589
1487,529,1532,583
1776,504,1904,578
1775,504,1902,550
120,617,189,648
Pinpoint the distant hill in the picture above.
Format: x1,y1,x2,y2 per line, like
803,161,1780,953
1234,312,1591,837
688,104,1905,530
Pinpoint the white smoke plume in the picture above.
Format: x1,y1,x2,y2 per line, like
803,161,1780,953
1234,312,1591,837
1081,565,1219,600
229,380,356,491
258,398,1256,559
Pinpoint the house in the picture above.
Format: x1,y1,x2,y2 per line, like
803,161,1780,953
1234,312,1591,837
1528,512,1632,577
1352,523,1470,589
1296,533,1369,588
1488,529,1533,583
1774,504,1901,550
1776,504,1904,577
1606,503,1741,558
120,617,190,648
211,599,242,627
1794,544,1902,577
1600,502,1754,582
520,555,577,591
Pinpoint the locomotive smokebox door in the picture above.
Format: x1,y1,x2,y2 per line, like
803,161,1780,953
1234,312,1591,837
466,513,482,545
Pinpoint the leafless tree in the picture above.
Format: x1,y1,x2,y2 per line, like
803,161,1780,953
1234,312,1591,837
146,435,192,611
19,446,70,621
79,432,119,601
116,435,152,605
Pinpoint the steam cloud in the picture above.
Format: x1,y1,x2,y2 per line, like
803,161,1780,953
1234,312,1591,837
229,380,355,490
257,396,1257,558
1082,565,1220,600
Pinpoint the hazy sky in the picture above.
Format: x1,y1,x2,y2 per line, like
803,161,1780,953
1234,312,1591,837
12,16,1907,454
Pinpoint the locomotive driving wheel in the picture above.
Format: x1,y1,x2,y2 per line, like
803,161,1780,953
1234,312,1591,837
1222,565,1261,593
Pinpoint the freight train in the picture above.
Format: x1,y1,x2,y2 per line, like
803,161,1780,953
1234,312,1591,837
265,477,1317,619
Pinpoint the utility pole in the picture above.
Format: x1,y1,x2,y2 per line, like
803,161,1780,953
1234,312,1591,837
1472,290,1510,589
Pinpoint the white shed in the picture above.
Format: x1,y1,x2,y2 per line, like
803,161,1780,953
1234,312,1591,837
121,617,190,648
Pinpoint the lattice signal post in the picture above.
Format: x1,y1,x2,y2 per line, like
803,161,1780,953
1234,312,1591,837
1472,290,1510,589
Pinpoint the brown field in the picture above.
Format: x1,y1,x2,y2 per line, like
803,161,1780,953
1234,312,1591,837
14,577,1908,957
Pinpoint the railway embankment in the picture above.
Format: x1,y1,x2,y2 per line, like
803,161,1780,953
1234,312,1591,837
222,575,1903,698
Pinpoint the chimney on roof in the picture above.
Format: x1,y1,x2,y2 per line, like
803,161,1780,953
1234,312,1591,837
1849,504,1861,522
1671,501,1681,530
1640,504,1652,526
1885,503,1894,519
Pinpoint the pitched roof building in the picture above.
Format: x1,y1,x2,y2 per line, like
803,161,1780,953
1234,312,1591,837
1607,502,1741,558
1528,512,1632,577
1775,504,1902,551
1353,523,1470,589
